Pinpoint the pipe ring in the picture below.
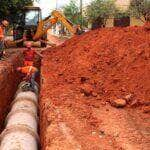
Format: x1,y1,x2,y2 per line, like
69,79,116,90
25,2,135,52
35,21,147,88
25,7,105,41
0,124,39,144
11,98,38,108
14,91,38,103
5,109,39,125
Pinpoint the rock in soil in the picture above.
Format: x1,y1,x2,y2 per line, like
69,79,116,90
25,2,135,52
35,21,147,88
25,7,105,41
142,106,150,113
110,98,127,108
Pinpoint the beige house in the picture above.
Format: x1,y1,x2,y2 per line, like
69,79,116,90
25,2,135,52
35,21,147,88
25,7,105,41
106,0,145,27
115,0,131,11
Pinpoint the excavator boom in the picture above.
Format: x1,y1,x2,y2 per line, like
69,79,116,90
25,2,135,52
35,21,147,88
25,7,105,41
33,10,76,41
51,10,76,34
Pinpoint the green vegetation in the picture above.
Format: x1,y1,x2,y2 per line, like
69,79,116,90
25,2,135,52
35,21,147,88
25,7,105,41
86,0,116,27
129,0,150,21
63,0,87,26
114,9,130,19
0,0,34,23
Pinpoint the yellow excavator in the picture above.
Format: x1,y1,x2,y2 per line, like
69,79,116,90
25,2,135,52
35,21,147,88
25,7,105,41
12,6,83,47
33,10,77,41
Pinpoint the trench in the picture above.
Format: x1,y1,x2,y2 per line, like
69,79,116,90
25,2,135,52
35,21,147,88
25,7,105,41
0,50,42,149
0,50,23,132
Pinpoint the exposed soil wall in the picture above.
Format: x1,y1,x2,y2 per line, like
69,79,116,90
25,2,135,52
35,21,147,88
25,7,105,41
0,51,23,131
40,24,150,149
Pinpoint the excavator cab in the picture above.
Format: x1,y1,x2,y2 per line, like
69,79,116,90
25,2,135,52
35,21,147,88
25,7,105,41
23,7,43,44
24,6,42,28
13,6,42,47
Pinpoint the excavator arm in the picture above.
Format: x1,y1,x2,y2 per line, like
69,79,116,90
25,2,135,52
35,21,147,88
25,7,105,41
51,10,76,34
33,16,58,40
33,10,76,41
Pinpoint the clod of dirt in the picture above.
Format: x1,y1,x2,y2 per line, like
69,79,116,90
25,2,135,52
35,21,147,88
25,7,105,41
142,106,150,113
130,99,139,107
110,98,127,108
124,94,133,103
144,22,150,31
80,84,93,97
99,130,105,136
80,77,89,84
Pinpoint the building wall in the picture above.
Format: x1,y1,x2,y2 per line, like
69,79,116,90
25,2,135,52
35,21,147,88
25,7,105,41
115,0,131,11
105,0,145,27
85,0,145,28
106,19,114,27
130,17,145,26
106,17,145,27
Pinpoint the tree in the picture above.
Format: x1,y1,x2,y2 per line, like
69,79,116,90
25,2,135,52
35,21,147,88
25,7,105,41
63,0,87,26
0,0,34,24
129,0,150,21
86,0,116,28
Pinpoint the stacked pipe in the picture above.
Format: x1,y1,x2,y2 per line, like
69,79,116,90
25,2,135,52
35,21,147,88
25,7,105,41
0,81,39,150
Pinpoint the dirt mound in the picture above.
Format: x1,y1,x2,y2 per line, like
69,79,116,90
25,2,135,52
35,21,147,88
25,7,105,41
43,25,150,107
40,25,150,149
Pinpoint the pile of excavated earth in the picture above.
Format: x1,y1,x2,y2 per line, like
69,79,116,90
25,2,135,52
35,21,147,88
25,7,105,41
40,24,150,149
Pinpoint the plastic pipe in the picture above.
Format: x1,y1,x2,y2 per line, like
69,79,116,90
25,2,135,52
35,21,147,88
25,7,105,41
0,81,39,150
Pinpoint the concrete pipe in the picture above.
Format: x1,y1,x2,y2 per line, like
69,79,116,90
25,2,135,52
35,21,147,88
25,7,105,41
6,110,38,133
15,91,38,104
18,81,39,89
0,126,38,150
0,81,39,150
11,98,38,114
17,81,39,95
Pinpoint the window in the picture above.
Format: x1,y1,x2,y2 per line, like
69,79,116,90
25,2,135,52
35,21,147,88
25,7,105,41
114,16,130,27
25,10,39,26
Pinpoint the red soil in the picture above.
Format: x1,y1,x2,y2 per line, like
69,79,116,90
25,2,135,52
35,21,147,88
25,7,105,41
47,30,66,46
40,25,150,149
0,50,23,131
